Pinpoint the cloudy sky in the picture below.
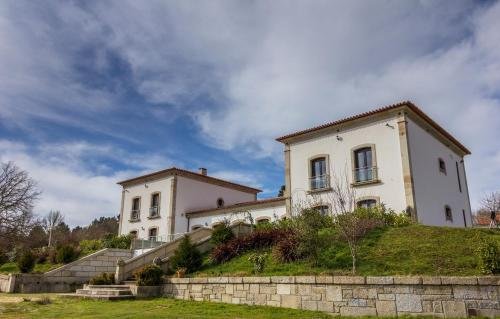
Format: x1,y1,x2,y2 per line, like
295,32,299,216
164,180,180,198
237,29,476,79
1,1,499,226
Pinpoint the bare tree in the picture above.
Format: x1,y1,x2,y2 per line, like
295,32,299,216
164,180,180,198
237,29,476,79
334,210,382,274
44,210,64,247
0,162,40,241
481,191,500,213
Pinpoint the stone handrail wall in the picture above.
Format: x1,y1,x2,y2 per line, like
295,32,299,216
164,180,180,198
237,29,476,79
163,276,499,318
0,248,133,293
0,274,13,292
45,248,132,279
116,227,213,282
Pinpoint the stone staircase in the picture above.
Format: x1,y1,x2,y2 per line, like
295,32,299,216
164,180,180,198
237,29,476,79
67,284,135,300
115,227,214,283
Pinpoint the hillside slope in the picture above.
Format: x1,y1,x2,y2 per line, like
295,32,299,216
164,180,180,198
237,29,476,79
196,225,500,277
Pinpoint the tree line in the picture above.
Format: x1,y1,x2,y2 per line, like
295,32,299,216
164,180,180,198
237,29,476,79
0,161,119,253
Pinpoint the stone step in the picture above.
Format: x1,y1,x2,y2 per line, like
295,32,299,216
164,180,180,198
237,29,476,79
85,285,133,289
76,289,132,296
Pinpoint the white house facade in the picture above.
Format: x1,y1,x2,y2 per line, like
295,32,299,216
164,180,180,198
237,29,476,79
118,101,473,241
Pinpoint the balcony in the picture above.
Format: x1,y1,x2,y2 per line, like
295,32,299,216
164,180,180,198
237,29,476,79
149,206,160,218
353,166,379,185
129,209,140,222
309,174,330,191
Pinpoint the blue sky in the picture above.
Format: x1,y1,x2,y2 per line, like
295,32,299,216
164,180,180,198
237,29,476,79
1,1,499,226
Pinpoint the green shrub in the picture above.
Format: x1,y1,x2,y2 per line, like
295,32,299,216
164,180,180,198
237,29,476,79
0,249,8,265
89,272,115,285
295,208,333,264
79,239,104,256
17,250,35,273
211,223,234,246
135,264,163,286
56,245,78,264
476,239,500,274
103,234,132,249
248,252,267,273
170,236,202,273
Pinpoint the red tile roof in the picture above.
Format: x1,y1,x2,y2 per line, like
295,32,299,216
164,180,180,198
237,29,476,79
186,197,285,216
117,167,261,194
276,101,471,155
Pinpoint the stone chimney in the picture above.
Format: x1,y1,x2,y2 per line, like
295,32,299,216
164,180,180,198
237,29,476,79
199,167,207,176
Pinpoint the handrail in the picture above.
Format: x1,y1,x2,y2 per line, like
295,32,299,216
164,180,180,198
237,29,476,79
309,174,330,190
116,227,213,282
353,166,378,183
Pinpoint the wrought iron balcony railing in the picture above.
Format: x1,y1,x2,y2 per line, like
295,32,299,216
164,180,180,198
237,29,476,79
353,166,378,183
130,209,140,221
309,174,330,190
149,206,159,217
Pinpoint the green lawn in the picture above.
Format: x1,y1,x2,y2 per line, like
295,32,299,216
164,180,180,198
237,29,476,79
0,295,329,319
0,262,61,274
0,294,458,319
196,225,500,277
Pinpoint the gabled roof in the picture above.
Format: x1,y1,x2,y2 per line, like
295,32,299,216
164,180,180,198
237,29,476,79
117,167,261,194
276,101,471,155
186,197,285,217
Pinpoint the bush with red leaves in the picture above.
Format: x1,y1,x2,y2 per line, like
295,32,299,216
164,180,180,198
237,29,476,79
210,228,287,264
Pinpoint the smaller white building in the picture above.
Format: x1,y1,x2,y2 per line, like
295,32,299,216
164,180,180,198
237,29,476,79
118,101,473,241
117,167,262,241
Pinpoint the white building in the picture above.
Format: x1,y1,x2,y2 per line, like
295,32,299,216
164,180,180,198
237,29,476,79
118,101,473,241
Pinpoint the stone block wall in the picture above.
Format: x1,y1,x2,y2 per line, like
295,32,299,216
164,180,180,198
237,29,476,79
163,276,499,318
0,248,133,293
46,248,132,279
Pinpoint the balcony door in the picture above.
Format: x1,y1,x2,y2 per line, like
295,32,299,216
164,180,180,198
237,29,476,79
311,157,327,189
354,147,373,182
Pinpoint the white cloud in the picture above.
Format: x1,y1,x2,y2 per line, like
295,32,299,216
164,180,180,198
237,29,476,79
0,140,171,227
0,0,499,211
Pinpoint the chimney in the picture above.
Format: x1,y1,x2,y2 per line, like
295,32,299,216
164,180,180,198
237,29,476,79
199,167,207,176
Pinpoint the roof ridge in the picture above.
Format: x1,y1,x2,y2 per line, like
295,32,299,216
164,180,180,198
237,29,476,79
275,100,470,155
186,197,285,215
117,167,262,193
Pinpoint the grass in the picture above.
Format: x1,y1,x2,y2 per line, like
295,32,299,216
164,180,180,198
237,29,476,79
0,294,459,319
0,294,330,319
0,262,62,274
196,225,500,277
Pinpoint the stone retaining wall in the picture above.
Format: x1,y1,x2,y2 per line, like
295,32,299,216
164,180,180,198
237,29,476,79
0,248,133,293
0,274,13,292
163,276,499,318
46,248,132,279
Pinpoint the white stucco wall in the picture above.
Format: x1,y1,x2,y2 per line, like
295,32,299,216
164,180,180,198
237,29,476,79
174,176,257,233
288,116,407,214
119,177,172,240
406,118,472,227
189,203,287,230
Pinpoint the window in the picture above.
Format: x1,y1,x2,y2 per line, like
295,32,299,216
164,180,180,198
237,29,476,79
191,225,202,231
354,147,375,183
455,162,462,193
439,158,446,174
129,230,138,238
130,197,141,221
357,199,377,209
310,157,329,190
216,198,225,208
312,205,329,216
444,206,453,222
462,209,467,227
149,193,160,217
149,227,158,241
